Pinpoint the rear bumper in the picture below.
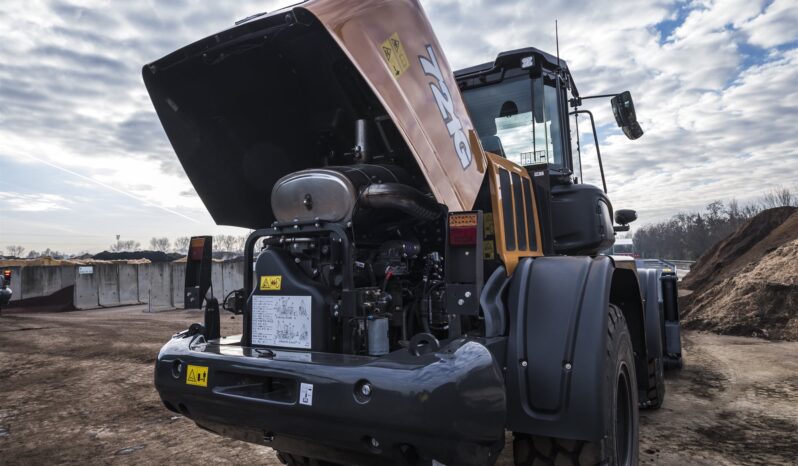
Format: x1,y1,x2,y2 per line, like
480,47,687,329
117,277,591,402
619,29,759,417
154,334,506,465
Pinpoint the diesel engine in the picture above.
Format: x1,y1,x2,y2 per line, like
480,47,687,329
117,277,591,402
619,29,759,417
249,162,456,356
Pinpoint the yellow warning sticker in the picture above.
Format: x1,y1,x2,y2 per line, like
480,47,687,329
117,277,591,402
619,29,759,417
260,275,282,291
380,32,410,78
483,240,495,260
186,364,208,387
484,213,495,237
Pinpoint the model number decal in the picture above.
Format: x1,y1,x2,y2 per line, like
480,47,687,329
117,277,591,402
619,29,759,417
419,45,472,170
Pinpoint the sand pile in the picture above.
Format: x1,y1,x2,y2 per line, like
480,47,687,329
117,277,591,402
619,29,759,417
0,257,120,267
681,207,798,340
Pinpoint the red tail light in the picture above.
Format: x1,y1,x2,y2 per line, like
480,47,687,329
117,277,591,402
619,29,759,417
2,269,10,280
449,213,478,246
189,237,206,261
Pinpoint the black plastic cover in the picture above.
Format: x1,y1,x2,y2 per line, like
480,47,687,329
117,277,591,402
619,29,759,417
506,256,615,441
550,183,615,255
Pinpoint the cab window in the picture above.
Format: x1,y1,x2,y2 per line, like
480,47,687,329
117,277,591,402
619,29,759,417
462,74,565,168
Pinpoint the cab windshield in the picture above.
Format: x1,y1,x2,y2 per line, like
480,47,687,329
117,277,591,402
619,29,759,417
462,74,566,168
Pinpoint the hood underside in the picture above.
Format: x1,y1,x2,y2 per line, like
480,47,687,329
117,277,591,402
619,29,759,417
143,0,484,228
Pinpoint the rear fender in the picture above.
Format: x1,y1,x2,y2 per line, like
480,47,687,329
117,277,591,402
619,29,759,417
637,268,665,364
610,266,651,398
506,255,649,441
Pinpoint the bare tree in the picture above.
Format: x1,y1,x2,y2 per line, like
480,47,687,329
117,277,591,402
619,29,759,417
5,245,25,257
760,187,793,209
26,250,41,259
235,235,249,252
213,234,238,252
110,240,141,252
173,236,190,254
149,237,171,252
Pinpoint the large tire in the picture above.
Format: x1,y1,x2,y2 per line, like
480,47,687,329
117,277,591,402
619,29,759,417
642,356,665,409
513,304,639,466
276,452,341,466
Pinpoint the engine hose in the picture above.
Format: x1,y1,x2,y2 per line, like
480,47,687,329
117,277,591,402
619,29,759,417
359,183,442,221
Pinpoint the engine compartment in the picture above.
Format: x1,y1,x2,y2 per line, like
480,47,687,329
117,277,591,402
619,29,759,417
249,186,458,356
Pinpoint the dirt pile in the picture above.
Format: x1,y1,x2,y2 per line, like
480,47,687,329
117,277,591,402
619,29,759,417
92,250,183,262
681,207,798,340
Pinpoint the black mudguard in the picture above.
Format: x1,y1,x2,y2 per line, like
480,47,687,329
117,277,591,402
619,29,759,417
660,272,683,369
504,255,648,441
637,268,665,367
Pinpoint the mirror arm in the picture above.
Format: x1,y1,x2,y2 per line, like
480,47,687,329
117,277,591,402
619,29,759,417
572,93,619,107
569,109,607,194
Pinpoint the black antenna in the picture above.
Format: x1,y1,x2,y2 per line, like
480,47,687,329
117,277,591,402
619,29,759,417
555,20,560,71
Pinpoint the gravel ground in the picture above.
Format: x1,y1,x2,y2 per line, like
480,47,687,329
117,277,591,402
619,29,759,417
1,306,796,465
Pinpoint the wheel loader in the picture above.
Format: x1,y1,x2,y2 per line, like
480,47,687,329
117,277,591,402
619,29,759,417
143,1,682,464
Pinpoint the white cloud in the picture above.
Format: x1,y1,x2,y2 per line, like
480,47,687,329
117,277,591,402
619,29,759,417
740,0,798,48
0,0,796,252
0,192,72,212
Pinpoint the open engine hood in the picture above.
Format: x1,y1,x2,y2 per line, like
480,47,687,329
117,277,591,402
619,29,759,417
143,0,485,228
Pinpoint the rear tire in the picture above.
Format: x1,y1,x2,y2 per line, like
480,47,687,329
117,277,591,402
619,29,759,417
276,452,341,466
513,304,639,466
643,356,665,409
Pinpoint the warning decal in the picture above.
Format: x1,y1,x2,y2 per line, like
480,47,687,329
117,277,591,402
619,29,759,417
380,32,410,78
186,364,208,387
251,295,312,349
484,213,495,237
299,383,314,406
483,240,495,260
260,275,282,291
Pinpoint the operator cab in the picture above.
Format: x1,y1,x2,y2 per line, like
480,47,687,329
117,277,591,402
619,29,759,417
457,48,576,179
456,48,641,256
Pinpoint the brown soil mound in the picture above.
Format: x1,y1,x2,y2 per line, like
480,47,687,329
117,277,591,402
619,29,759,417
682,207,798,340
682,206,797,291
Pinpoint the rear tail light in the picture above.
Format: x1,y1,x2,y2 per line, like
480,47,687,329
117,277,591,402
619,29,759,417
2,269,10,280
189,237,206,261
448,212,479,246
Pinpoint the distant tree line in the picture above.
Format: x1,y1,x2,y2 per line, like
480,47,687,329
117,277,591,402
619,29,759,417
633,187,796,260
3,233,252,258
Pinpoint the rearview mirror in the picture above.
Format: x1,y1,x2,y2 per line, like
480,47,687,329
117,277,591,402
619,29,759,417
615,209,638,226
611,91,644,140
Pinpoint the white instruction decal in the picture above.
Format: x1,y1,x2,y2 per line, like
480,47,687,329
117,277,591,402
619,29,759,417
299,383,314,406
251,295,312,348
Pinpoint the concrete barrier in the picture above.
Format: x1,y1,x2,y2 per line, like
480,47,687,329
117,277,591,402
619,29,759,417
118,264,139,305
3,260,246,311
60,266,76,289
74,267,99,309
21,266,63,300
222,261,243,300
97,265,120,307
137,264,151,304
147,263,172,309
211,262,224,301
171,263,186,309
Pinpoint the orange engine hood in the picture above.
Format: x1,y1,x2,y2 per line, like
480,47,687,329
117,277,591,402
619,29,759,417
143,0,484,228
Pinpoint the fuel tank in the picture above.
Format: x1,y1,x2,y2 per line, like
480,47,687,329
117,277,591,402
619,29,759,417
271,165,408,225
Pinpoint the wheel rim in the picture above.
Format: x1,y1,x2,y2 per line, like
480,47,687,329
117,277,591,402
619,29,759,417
615,363,634,465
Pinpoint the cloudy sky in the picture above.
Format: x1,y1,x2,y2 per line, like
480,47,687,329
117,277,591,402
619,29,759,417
1,0,797,254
